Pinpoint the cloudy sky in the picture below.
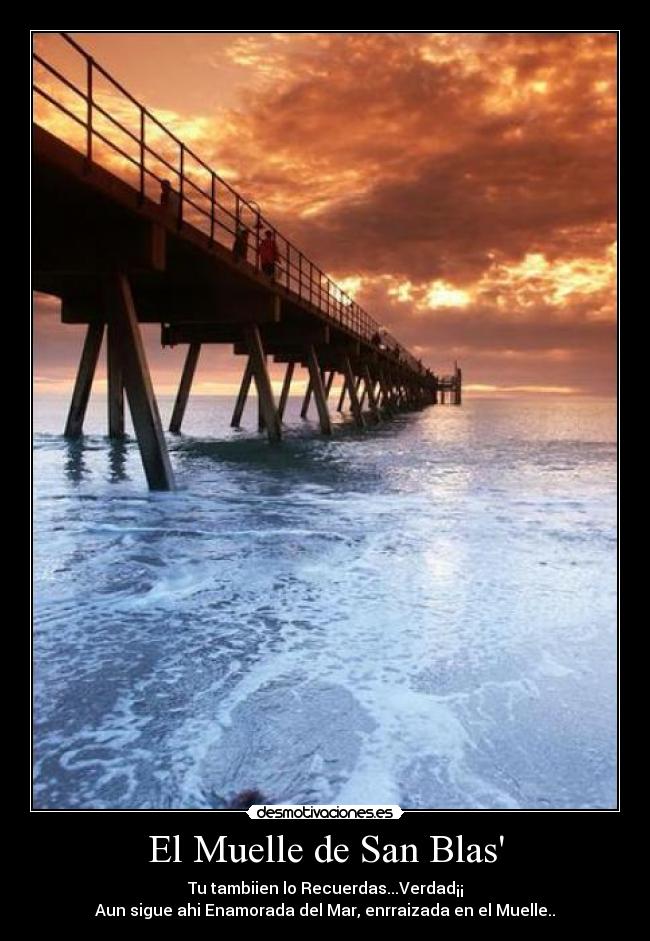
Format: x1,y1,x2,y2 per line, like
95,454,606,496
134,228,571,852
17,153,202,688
33,31,617,396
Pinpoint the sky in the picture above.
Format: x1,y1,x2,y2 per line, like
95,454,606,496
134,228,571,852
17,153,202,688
33,31,617,397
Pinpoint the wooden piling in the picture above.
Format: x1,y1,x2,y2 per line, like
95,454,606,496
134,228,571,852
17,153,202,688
384,371,397,410
107,319,125,437
337,378,347,412
64,322,104,438
244,326,281,441
363,366,380,422
300,377,312,419
358,376,368,410
302,369,331,417
343,357,365,428
306,346,332,435
258,352,267,432
278,361,294,421
231,357,253,427
107,273,175,491
169,342,201,434
377,370,393,415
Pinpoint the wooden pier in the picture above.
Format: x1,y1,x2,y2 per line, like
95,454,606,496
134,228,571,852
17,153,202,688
33,34,462,491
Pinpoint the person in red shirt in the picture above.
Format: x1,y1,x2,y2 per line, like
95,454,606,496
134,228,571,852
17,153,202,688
259,229,279,278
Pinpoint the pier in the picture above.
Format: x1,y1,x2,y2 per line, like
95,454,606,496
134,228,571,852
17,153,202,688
33,33,462,491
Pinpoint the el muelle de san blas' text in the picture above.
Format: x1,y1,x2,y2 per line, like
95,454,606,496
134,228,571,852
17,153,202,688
149,834,505,864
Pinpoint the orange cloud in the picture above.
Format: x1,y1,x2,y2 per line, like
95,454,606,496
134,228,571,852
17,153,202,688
33,31,617,395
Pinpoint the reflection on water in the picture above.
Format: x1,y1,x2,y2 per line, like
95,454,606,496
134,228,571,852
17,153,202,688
33,394,616,809
107,437,129,484
64,437,89,483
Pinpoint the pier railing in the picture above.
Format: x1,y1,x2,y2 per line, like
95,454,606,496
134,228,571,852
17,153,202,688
33,32,426,376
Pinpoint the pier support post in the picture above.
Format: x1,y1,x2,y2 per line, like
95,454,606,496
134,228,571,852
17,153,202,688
363,366,380,422
169,342,201,434
300,377,312,418
244,326,281,441
337,378,347,412
385,371,397,410
373,380,383,411
343,357,365,428
301,369,331,417
358,376,368,410
64,322,104,438
279,361,294,421
107,273,174,491
377,370,393,415
231,357,253,427
257,352,269,432
107,320,125,437
306,346,332,435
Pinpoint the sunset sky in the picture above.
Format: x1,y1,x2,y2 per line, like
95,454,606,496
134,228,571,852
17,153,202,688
33,31,617,397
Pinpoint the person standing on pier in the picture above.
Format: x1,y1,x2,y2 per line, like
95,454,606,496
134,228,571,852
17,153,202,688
233,224,249,262
259,229,280,279
160,179,180,218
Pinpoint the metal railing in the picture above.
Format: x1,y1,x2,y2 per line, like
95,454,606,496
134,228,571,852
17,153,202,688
33,32,429,378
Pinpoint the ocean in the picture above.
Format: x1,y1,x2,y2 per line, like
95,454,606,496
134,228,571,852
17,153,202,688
33,393,617,809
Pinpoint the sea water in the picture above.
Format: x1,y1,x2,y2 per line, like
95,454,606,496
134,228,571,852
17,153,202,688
33,394,617,809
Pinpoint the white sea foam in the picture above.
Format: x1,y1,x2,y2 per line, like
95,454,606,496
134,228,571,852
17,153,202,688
33,395,617,809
